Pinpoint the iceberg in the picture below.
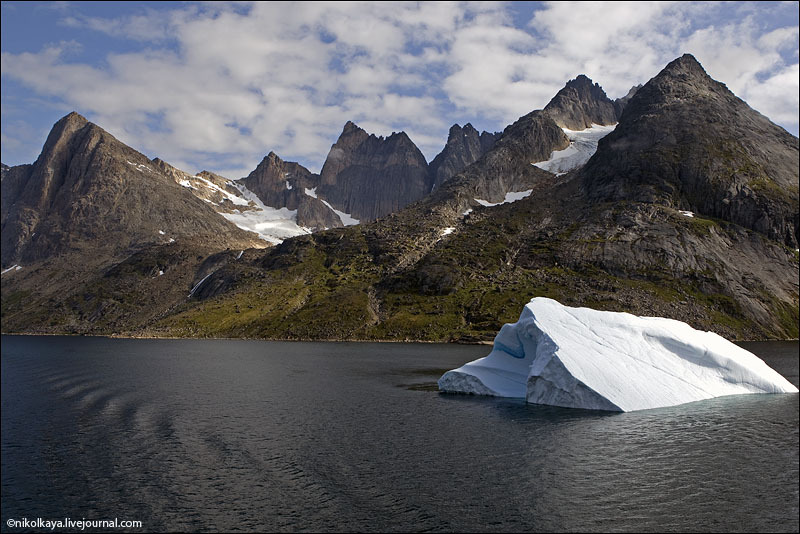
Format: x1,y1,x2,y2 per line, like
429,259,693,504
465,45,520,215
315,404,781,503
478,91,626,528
438,298,798,411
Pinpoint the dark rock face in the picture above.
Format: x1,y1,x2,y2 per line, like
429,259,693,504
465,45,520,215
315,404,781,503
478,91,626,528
613,84,642,118
1,163,32,227
1,112,260,267
580,54,799,248
544,74,619,130
318,121,432,222
240,151,316,210
295,195,344,230
428,124,501,191
453,110,569,203
239,152,341,230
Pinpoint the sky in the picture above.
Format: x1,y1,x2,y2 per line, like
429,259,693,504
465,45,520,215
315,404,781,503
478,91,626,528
2,1,798,179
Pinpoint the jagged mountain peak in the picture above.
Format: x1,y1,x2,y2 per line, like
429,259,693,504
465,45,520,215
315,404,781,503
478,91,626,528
429,123,502,191
44,111,90,135
254,150,286,172
245,149,312,186
335,121,421,148
544,74,618,130
1,112,263,266
328,121,371,153
581,54,799,247
237,148,342,231
564,74,596,88
386,130,414,144
341,120,363,134
619,85,642,99
56,110,90,128
38,112,98,157
448,123,478,135
661,53,708,77
317,121,430,221
629,53,725,105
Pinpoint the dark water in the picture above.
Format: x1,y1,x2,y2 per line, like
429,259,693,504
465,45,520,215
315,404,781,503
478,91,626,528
1,336,798,533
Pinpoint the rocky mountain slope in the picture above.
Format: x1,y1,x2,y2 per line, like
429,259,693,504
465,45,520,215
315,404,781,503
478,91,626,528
145,55,797,342
2,55,797,341
1,112,261,267
1,113,268,333
580,54,799,248
315,121,432,222
428,124,501,191
544,74,619,129
239,152,342,231
613,84,642,118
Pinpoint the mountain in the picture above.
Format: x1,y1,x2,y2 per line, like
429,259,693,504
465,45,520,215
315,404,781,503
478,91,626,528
317,121,432,222
151,156,320,244
1,112,261,268
152,158,244,211
240,152,342,231
428,124,501,191
146,54,797,342
1,112,268,333
447,110,569,204
242,121,503,225
580,54,799,248
544,74,619,129
528,74,625,176
3,55,797,341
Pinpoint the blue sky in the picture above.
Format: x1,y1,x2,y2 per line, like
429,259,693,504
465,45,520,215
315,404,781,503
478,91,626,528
2,1,798,178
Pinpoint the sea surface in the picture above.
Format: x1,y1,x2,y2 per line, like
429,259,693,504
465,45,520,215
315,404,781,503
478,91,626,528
1,336,798,532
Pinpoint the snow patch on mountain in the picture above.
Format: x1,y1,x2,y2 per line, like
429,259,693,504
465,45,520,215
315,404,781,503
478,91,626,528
1,264,23,275
223,183,312,245
533,123,616,174
127,160,153,173
319,198,359,226
195,176,249,206
475,189,533,207
303,187,359,226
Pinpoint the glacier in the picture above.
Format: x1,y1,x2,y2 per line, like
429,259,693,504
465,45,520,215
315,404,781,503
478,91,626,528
533,124,616,175
438,298,798,411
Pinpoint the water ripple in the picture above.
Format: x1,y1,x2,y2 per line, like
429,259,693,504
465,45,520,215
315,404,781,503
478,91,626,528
1,336,797,532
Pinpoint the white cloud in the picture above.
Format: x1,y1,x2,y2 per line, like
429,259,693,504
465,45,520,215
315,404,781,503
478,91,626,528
738,63,800,127
681,16,799,131
1,1,797,177
443,0,799,130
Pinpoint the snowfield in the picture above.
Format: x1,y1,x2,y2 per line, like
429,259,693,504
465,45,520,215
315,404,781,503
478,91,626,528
222,183,312,245
474,189,533,207
533,123,617,174
175,172,312,245
174,169,362,243
438,298,797,411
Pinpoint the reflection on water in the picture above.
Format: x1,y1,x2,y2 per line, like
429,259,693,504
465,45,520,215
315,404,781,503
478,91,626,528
1,336,797,532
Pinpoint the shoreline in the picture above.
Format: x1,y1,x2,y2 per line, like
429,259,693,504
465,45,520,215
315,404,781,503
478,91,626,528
0,331,496,345
1,330,797,344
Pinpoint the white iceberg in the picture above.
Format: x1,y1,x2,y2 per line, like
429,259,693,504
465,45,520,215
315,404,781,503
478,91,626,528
438,298,797,411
